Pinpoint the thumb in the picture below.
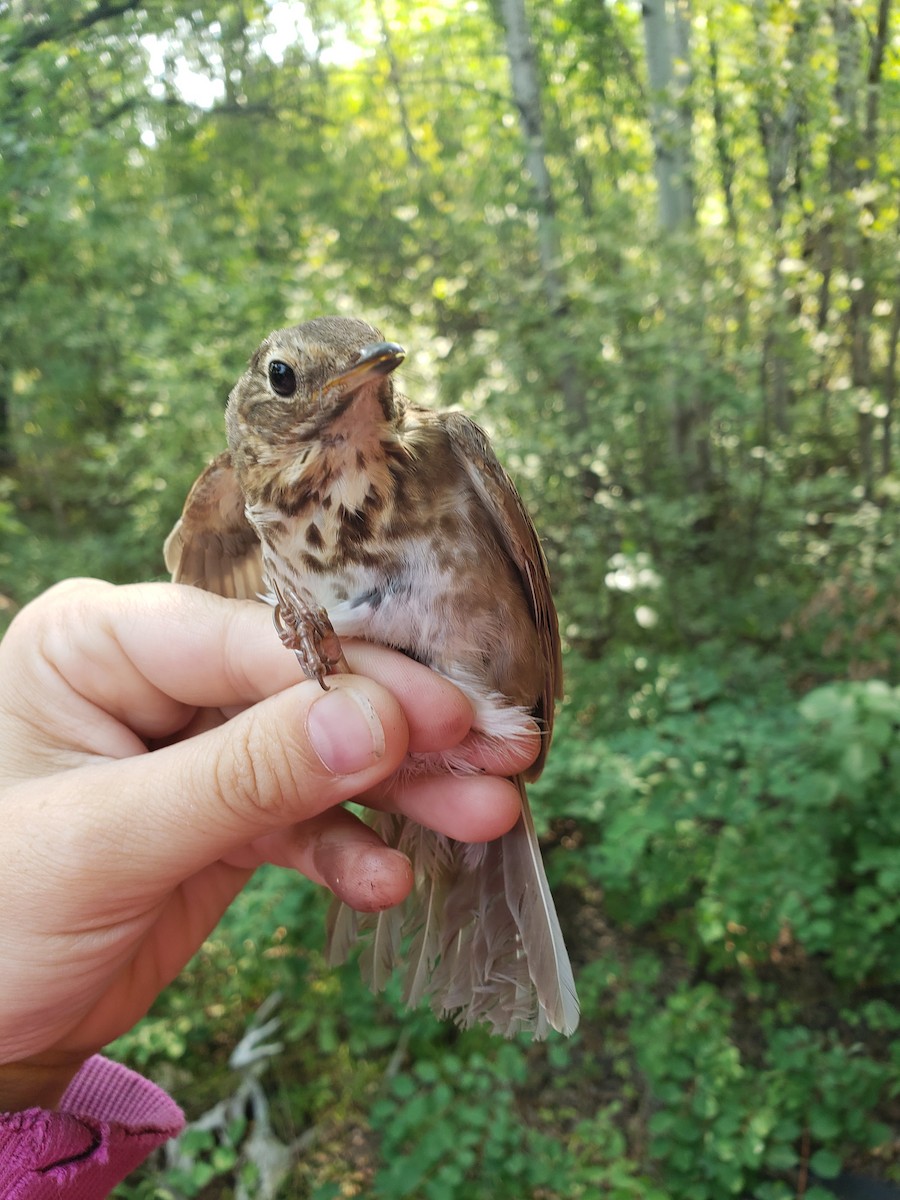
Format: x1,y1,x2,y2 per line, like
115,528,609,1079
28,675,409,896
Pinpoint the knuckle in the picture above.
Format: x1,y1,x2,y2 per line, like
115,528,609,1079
10,579,112,650
211,712,309,826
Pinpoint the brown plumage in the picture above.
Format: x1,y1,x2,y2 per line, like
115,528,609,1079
164,315,578,1038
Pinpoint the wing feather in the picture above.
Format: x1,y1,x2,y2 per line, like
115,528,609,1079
163,451,265,599
441,412,562,775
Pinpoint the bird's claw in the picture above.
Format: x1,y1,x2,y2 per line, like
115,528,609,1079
272,583,345,688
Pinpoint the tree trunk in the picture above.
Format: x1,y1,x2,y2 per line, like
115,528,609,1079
750,0,816,438
827,0,891,496
496,0,590,436
640,0,711,490
497,0,567,313
883,294,900,478
0,387,13,470
640,0,695,232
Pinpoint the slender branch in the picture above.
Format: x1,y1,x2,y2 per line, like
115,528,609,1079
864,0,891,150
707,30,738,235
374,0,423,170
881,300,899,477
2,0,142,65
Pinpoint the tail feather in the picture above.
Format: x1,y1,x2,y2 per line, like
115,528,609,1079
502,779,580,1036
401,869,445,1008
324,777,579,1039
361,904,402,993
324,897,359,967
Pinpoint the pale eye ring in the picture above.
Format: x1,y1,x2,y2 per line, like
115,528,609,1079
268,360,297,396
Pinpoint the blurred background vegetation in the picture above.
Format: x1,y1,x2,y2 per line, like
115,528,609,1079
2,0,900,1196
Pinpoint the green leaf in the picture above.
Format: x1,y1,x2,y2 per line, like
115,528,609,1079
808,1110,841,1140
809,1149,842,1179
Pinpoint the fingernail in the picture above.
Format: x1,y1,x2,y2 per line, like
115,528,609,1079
306,686,385,774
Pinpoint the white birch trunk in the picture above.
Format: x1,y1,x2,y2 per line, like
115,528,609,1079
641,0,695,231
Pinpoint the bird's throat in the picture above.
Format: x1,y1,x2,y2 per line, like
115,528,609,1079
246,393,409,573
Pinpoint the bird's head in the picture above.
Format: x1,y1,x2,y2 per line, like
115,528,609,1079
225,316,406,473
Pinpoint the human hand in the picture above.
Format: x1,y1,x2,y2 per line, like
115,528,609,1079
0,579,535,1110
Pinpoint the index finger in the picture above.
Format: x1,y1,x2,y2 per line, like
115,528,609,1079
2,580,475,755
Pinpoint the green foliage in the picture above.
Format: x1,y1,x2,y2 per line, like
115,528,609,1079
372,1047,552,1199
539,654,900,981
4,0,900,1196
370,1043,665,1200
115,1121,246,1200
532,654,900,1198
635,986,890,1200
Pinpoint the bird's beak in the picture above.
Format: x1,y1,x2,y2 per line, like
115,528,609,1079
324,342,406,394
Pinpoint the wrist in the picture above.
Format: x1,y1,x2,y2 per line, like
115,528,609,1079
0,1053,86,1112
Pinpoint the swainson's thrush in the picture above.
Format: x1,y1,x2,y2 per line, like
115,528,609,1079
165,316,579,1038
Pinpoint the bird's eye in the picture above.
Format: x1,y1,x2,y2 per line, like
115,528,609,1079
268,360,297,397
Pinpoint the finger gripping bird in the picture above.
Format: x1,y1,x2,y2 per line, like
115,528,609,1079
165,315,579,1039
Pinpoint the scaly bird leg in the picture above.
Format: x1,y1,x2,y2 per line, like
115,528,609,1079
272,582,348,688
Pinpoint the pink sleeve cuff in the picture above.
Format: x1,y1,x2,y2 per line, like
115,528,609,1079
0,1056,184,1199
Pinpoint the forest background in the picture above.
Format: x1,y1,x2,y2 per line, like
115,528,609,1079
2,0,900,1197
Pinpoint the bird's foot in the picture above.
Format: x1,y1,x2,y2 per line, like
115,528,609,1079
272,584,345,688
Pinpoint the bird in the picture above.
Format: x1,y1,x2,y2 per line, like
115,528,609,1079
164,315,579,1039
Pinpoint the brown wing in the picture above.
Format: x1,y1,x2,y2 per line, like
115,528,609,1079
442,412,562,773
163,451,265,600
